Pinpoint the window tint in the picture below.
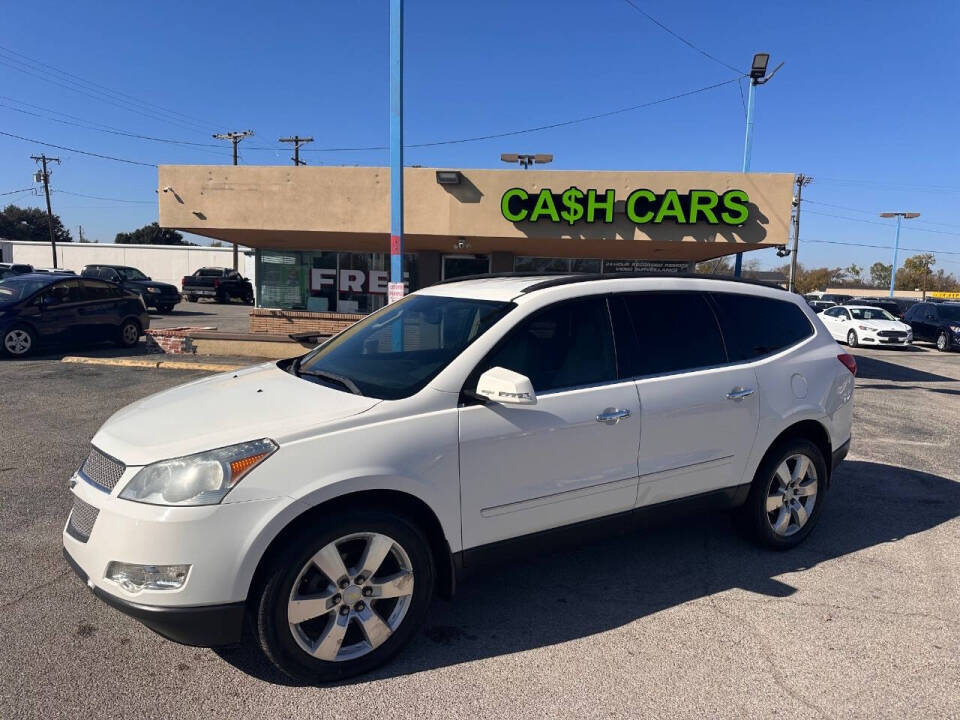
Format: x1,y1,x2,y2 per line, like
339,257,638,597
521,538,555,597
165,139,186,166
476,297,616,393
614,292,726,376
41,279,83,304
823,307,841,318
710,292,814,360
197,268,224,277
82,279,120,301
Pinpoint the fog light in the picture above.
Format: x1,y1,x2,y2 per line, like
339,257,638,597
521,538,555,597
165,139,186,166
106,562,190,592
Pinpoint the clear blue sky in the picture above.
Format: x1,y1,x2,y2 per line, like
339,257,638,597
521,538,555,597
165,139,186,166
1,0,958,274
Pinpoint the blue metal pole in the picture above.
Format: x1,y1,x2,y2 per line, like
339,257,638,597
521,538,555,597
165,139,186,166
389,0,404,302
889,213,902,297
734,80,757,279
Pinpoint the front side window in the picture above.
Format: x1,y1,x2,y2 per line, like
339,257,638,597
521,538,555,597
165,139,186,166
614,292,726,377
711,292,814,360
297,294,513,400
472,297,617,393
939,305,960,321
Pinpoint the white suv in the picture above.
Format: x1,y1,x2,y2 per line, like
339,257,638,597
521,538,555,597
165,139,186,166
63,274,855,682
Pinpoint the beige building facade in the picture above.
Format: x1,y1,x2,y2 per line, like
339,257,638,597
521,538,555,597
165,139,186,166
158,165,794,314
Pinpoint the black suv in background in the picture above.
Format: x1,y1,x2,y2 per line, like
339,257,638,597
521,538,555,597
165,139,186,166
81,264,181,313
903,302,960,351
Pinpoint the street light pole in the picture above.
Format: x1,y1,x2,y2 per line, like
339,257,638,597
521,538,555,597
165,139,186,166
734,53,783,278
879,211,920,297
388,0,404,313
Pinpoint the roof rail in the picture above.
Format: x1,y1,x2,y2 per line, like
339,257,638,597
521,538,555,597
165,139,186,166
434,271,784,293
433,271,572,286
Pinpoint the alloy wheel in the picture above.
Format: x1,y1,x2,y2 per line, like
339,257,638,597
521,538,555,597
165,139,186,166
4,329,31,355
847,330,857,348
937,332,948,351
287,532,414,662
765,453,818,537
122,322,140,345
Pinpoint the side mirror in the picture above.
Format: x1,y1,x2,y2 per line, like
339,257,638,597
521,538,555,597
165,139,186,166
475,366,536,405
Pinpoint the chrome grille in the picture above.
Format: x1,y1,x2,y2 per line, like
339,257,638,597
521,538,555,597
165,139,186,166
80,447,125,492
66,496,99,543
878,331,906,338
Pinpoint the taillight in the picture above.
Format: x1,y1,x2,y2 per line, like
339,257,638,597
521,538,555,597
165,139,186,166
181,277,186,287
213,279,220,288
838,353,857,376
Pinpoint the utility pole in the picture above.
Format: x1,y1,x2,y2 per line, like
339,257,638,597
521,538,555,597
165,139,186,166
213,130,254,269
78,225,84,243
734,53,784,277
31,154,61,268
279,136,313,166
788,174,812,293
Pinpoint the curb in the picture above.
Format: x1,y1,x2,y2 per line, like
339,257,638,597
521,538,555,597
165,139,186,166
61,356,243,372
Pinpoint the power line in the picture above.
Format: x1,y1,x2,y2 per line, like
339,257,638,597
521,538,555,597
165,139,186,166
618,0,742,74
803,238,960,257
813,175,960,194
0,187,34,196
804,208,960,239
247,77,744,154
53,189,153,204
0,129,157,167
805,198,960,232
0,44,217,131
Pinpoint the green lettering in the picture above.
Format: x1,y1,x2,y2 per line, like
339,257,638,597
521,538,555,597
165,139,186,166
586,189,615,223
625,189,656,223
688,190,720,224
720,190,749,225
654,190,686,224
530,189,560,223
501,188,529,222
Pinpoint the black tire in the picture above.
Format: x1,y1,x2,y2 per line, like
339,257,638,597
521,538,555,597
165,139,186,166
2,323,37,357
156,304,174,314
215,289,228,304
737,437,829,550
116,318,141,348
936,331,950,352
846,329,858,348
187,294,198,303
255,509,435,683
242,292,254,305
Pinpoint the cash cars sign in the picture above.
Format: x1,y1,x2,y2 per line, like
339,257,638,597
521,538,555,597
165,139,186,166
500,187,750,226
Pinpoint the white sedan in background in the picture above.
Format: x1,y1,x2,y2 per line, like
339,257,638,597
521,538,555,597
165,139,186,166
820,304,913,348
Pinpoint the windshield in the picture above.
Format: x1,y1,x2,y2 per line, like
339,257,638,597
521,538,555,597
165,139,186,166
850,307,896,321
0,276,52,305
296,293,514,400
116,267,148,281
939,305,960,321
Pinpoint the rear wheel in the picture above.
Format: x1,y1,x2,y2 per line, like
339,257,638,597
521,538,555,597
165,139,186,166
738,437,828,550
116,319,141,348
936,331,950,352
187,294,198,303
846,329,858,348
255,509,434,683
2,324,36,357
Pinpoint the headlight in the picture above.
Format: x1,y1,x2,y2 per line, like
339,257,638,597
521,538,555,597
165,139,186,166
120,438,278,506
857,325,876,332
145,287,161,293
950,324,960,334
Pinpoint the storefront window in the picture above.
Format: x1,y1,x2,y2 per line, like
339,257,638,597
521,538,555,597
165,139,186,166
514,257,601,273
257,249,417,313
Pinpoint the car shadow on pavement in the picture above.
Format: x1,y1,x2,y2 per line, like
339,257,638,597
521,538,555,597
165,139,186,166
214,460,960,686
854,355,957,382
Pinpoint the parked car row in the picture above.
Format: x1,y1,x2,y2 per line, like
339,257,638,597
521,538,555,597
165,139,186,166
814,299,960,352
0,273,150,357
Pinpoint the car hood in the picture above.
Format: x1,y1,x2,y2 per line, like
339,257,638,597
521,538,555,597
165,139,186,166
857,319,911,332
92,362,381,465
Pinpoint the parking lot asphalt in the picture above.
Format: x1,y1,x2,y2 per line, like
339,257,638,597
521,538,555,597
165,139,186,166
149,298,252,333
0,347,958,719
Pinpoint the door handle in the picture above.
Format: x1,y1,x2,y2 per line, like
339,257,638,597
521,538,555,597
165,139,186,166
596,408,631,425
726,387,755,401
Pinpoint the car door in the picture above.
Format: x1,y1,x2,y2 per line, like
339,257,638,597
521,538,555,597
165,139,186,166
820,306,844,340
77,279,122,341
458,296,642,549
608,292,760,506
906,303,931,341
32,279,83,344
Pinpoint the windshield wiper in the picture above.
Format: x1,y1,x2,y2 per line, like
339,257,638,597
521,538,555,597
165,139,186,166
297,367,362,395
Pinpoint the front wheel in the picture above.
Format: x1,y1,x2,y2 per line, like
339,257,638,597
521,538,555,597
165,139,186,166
2,324,36,357
737,437,828,550
116,319,141,348
255,509,435,683
936,331,950,352
847,329,859,348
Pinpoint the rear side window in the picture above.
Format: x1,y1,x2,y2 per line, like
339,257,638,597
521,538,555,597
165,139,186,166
613,292,726,377
711,292,813,360
197,268,224,277
476,297,616,393
82,280,121,301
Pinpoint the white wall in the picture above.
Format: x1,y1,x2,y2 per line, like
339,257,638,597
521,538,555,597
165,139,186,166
1,240,255,290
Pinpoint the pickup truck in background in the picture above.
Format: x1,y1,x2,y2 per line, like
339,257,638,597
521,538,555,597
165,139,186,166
181,267,254,304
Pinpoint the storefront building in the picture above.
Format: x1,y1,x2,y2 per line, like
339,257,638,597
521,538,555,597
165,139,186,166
158,166,794,329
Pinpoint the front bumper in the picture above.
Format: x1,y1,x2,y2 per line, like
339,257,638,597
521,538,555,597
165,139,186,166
63,547,245,646
859,332,912,346
62,472,289,645
831,437,850,473
144,293,181,307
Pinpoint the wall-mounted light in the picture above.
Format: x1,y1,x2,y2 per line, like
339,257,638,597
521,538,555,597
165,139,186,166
453,237,471,250
435,170,462,185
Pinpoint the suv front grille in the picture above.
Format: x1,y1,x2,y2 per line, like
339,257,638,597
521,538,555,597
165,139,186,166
80,447,126,492
66,497,99,543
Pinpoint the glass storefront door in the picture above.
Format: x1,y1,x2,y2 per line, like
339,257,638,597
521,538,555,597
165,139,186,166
442,254,490,281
